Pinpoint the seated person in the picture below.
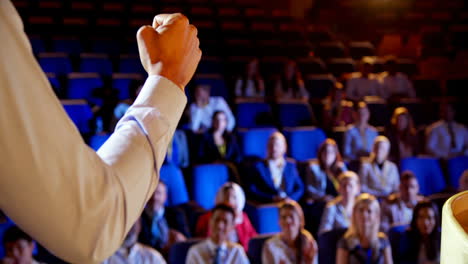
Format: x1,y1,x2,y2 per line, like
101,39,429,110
318,171,361,235
195,182,257,251
426,103,468,159
380,171,424,232
395,201,441,264
102,219,166,264
0,211,13,259
322,82,354,131
186,204,249,263
262,200,318,264
2,226,43,264
459,169,468,192
343,101,378,161
359,136,400,198
113,81,142,121
346,57,384,101
304,138,347,202
247,132,304,203
197,111,242,164
189,84,235,133
235,58,265,98
336,193,392,264
385,107,419,162
273,59,308,100
380,56,416,99
139,181,189,254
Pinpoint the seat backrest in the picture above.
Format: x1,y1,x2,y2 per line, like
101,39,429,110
247,234,274,264
160,164,190,207
318,228,347,264
239,128,277,158
244,203,280,234
388,224,410,262
168,238,204,264
191,164,230,209
79,53,113,75
278,102,314,127
62,100,93,134
448,156,468,189
283,127,327,161
400,157,446,196
38,53,73,75
192,74,228,101
236,102,273,129
89,133,111,151
112,73,144,100
67,73,103,100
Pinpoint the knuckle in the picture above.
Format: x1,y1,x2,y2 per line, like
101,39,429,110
173,13,189,24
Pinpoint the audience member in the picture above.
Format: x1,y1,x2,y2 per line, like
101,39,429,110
396,201,441,264
195,182,257,251
165,129,190,168
385,107,418,162
380,56,416,99
139,181,189,255
189,85,235,133
197,111,242,164
0,211,13,259
322,82,354,131
91,85,120,133
346,57,384,101
262,200,318,264
426,104,468,159
459,170,468,192
235,58,265,98
304,138,347,202
343,101,378,161
247,132,304,203
102,219,166,264
336,193,393,264
2,226,44,264
274,59,308,100
113,81,142,121
359,136,400,198
319,171,361,235
380,171,424,232
186,204,249,263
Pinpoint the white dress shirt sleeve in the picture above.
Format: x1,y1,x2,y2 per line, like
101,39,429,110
0,2,186,263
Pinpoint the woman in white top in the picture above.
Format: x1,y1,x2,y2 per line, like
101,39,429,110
262,200,318,264
235,58,265,98
274,59,308,100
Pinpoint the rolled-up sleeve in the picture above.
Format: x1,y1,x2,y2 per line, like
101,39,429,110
0,1,186,263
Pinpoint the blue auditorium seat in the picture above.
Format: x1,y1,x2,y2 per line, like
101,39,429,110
283,127,327,161
192,74,228,100
400,157,446,196
38,53,73,75
88,133,111,151
244,203,280,234
160,164,190,207
118,55,146,74
112,73,144,100
277,102,314,127
247,234,274,263
45,73,61,94
388,224,410,263
91,39,122,55
196,57,224,74
52,38,83,55
67,73,103,100
191,164,230,209
168,239,203,264
29,36,45,54
239,128,277,158
236,102,274,129
79,53,113,75
62,100,93,134
448,156,468,188
318,228,347,264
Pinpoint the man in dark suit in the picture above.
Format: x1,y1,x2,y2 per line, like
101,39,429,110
139,181,190,255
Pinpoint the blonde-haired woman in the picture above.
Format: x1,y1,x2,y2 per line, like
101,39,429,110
195,182,257,251
263,200,318,264
336,193,393,264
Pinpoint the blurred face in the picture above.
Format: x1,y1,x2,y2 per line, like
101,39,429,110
396,114,409,131
320,144,337,167
195,86,210,102
5,240,34,264
357,106,370,124
247,59,259,77
123,221,141,248
222,188,237,209
400,178,419,202
268,134,287,160
416,207,436,236
151,183,167,211
212,112,227,132
279,208,301,241
374,141,390,163
209,210,234,243
355,202,378,233
285,61,296,79
339,178,360,199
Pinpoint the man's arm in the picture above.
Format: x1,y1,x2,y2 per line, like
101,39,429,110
0,2,200,263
